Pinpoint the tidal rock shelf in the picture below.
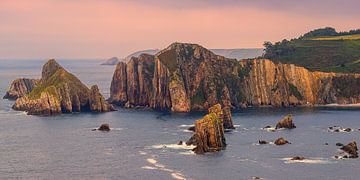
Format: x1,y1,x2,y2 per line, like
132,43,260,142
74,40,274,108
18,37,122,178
9,59,115,115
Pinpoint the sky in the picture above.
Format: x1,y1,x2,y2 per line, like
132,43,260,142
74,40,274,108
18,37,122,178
0,0,359,59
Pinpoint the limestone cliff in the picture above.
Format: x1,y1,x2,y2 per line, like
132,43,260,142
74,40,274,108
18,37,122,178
109,42,360,113
3,78,39,100
12,59,115,115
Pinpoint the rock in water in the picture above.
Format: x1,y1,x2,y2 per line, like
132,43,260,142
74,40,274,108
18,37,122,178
186,104,226,154
276,115,296,129
340,141,358,158
258,140,269,144
98,123,110,131
3,78,39,100
101,57,120,65
12,59,115,115
274,137,290,145
291,156,305,160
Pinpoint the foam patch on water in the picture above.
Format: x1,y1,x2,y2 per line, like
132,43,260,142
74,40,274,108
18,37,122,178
281,157,332,164
182,129,194,133
139,151,147,155
171,172,186,180
263,127,276,132
147,158,157,164
178,124,194,128
150,143,196,150
234,124,241,128
143,157,187,179
179,150,195,155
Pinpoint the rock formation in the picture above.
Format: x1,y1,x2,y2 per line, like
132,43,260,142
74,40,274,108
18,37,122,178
274,137,290,145
276,114,296,129
109,42,360,113
340,141,358,158
11,59,115,115
98,123,110,131
186,104,227,154
3,78,39,100
101,57,120,65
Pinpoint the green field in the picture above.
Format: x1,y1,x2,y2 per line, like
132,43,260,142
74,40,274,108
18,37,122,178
263,28,360,73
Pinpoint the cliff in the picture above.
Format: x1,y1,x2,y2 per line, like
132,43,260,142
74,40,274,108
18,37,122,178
109,42,360,112
3,78,39,100
12,59,115,115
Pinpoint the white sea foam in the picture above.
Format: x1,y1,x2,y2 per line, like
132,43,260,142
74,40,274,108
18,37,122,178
142,166,157,170
143,157,187,179
179,124,194,128
282,157,332,164
147,158,157,164
151,143,196,150
179,150,195,155
171,172,186,180
234,124,241,128
139,151,147,155
182,129,194,133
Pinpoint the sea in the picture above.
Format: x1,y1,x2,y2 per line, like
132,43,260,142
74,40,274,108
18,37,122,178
0,59,360,180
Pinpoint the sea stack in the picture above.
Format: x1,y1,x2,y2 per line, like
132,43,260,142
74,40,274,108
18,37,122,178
3,78,39,100
276,115,296,129
11,59,115,115
186,104,227,154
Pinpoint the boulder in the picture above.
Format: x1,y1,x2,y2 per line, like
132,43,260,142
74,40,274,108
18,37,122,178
291,156,305,160
275,114,296,129
336,143,344,146
98,123,110,131
186,104,226,154
274,137,290,145
187,126,195,132
258,140,269,144
340,141,358,158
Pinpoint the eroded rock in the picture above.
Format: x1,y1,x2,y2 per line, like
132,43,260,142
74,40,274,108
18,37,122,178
276,115,296,129
340,141,358,158
274,137,290,145
98,123,110,131
3,78,39,100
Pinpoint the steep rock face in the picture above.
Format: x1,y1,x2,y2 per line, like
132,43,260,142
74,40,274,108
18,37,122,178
12,59,114,115
109,42,360,113
3,78,39,100
186,104,227,154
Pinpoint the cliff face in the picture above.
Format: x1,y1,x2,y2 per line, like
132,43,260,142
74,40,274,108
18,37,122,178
3,78,39,100
109,42,360,113
12,59,115,115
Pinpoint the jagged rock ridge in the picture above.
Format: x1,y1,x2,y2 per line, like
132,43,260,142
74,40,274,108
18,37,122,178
3,78,39,100
12,59,115,115
109,42,360,112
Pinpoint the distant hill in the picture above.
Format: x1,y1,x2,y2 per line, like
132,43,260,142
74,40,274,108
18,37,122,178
263,27,360,73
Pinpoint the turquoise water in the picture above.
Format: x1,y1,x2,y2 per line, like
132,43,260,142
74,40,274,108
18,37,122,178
1,60,360,179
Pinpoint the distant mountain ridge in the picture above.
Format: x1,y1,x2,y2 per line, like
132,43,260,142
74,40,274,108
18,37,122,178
101,48,263,65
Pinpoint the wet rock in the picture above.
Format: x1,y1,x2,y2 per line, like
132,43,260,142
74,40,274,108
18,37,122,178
334,129,340,132
325,143,329,145
187,126,195,132
186,104,226,154
98,123,110,131
3,78,39,100
274,137,290,145
343,128,352,132
177,141,183,145
291,156,305,161
340,141,358,158
336,143,344,147
275,114,296,129
263,125,271,129
258,140,269,144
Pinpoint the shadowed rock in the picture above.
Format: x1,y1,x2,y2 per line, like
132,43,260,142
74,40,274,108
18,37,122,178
186,104,226,154
3,78,39,100
276,115,296,129
274,137,290,145
98,123,110,131
340,141,358,158
258,140,269,144
291,156,305,160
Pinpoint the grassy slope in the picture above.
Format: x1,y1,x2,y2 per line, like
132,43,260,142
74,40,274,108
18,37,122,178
269,37,360,73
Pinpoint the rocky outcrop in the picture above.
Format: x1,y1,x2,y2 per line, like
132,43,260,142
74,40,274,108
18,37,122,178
109,42,360,112
12,59,115,115
98,123,110,131
274,137,290,145
186,104,226,154
3,78,39,100
101,57,120,65
340,141,358,158
276,114,296,129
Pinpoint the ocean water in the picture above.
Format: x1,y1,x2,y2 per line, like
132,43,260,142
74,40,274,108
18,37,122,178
1,60,360,180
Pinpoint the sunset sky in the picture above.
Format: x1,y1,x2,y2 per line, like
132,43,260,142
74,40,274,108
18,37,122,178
0,0,359,59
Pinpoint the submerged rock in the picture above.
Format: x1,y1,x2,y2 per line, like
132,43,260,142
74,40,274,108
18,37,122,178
291,156,305,160
336,143,344,147
187,126,195,132
274,137,290,145
340,141,358,158
186,104,226,154
12,59,115,115
275,115,296,129
258,140,269,144
98,123,110,131
3,78,39,100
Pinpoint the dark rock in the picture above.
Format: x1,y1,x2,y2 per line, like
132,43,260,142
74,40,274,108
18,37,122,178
177,141,183,145
3,78,39,100
258,140,269,144
98,123,110,131
291,156,305,160
274,137,290,145
334,129,340,132
340,141,358,158
325,143,329,145
343,128,352,132
187,104,226,154
276,114,296,129
336,143,344,146
263,125,271,129
187,126,195,132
